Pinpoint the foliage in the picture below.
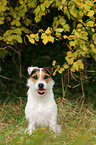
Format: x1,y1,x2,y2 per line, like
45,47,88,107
0,0,95,67
0,0,96,102
26,0,96,73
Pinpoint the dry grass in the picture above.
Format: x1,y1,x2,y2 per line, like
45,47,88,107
0,97,96,145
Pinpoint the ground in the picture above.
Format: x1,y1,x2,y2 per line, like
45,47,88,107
0,97,96,145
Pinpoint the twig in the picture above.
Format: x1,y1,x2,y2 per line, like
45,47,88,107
0,75,13,80
0,46,20,55
68,69,70,84
61,74,65,98
86,109,94,116
71,72,78,81
72,84,80,88
85,70,96,73
0,56,6,63
18,50,22,78
79,72,85,113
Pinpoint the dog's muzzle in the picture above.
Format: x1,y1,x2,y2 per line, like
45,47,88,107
37,83,45,95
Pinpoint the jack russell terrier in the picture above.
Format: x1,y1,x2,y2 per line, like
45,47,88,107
25,66,61,135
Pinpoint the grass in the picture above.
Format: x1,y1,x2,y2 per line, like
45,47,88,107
0,97,96,145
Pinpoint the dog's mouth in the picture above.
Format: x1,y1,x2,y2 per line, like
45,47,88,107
37,89,45,95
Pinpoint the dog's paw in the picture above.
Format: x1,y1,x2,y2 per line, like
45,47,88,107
25,128,32,135
56,125,62,134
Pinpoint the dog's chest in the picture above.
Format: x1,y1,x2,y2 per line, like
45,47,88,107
37,103,46,113
35,102,50,115
34,102,51,127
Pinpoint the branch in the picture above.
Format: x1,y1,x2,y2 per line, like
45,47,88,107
0,46,20,55
79,38,96,48
0,75,13,80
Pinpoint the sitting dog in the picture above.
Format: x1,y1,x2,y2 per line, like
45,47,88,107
25,66,61,135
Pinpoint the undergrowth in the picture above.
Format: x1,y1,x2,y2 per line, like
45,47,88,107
0,97,96,145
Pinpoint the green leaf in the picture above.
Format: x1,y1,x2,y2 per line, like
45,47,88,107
63,24,70,31
87,21,94,27
15,35,22,43
0,17,5,24
42,35,48,45
58,68,64,74
40,4,45,11
67,51,72,57
87,10,94,17
64,64,69,69
73,62,79,71
70,41,75,46
70,66,75,72
77,60,84,69
55,28,64,32
70,58,74,65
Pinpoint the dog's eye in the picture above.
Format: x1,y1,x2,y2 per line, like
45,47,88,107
32,75,37,80
44,75,49,79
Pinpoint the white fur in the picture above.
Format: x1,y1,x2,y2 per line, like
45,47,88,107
25,67,61,135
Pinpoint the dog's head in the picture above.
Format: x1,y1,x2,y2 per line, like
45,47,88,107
27,66,54,95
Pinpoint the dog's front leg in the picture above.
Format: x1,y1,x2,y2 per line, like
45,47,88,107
49,119,61,134
49,119,57,133
25,119,35,135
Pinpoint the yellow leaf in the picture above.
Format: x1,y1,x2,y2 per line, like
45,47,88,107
53,69,57,76
48,36,54,43
41,33,46,39
42,35,48,44
87,10,94,17
64,64,69,69
29,38,35,44
66,44,72,51
69,41,75,46
77,60,84,69
52,60,56,66
38,29,44,33
35,33,39,41
67,51,72,57
73,62,78,71
87,21,94,27
70,66,75,72
63,35,67,39
45,28,52,34
55,28,64,32
11,117,16,122
58,68,64,74
57,65,60,69
65,56,70,64
70,57,74,65
30,34,35,38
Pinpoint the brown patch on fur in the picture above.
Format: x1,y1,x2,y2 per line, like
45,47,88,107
42,69,51,83
31,70,40,83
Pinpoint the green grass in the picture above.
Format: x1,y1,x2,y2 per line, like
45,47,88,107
0,97,96,145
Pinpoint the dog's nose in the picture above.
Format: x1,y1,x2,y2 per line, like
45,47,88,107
38,83,44,89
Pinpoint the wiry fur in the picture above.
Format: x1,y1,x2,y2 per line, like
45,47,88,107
25,67,61,135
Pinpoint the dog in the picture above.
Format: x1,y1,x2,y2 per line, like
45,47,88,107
25,66,61,135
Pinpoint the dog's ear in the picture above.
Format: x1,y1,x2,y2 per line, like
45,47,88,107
27,66,38,75
43,67,53,75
